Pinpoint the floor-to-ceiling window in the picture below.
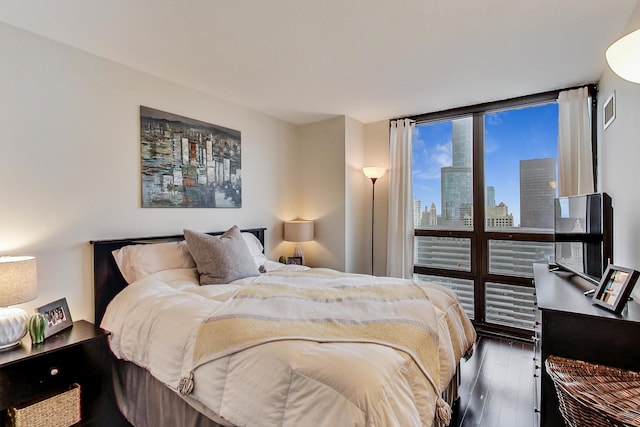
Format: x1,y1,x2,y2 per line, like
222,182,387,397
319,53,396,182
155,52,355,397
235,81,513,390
410,90,592,338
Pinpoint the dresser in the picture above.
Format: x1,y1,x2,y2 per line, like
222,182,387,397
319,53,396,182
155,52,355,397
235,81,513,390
533,263,640,427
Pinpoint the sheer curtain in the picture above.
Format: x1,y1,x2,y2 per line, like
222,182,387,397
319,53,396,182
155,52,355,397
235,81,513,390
557,87,595,196
386,119,415,278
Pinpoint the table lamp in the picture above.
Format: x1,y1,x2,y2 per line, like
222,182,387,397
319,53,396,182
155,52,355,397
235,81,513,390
0,256,37,350
284,220,314,263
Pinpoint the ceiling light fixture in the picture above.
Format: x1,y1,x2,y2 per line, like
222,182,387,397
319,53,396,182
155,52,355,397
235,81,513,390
606,28,640,84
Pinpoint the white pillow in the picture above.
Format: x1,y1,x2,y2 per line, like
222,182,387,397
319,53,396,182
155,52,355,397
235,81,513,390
242,232,268,267
112,240,196,284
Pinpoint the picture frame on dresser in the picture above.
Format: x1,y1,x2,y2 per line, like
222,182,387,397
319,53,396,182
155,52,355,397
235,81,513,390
36,298,73,339
592,265,640,314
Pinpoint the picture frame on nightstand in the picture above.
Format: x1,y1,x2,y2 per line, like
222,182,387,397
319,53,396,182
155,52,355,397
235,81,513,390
287,256,303,265
36,298,73,339
592,265,639,314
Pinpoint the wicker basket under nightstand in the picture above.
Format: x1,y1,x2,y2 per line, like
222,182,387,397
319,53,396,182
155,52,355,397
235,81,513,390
545,355,640,427
8,383,80,427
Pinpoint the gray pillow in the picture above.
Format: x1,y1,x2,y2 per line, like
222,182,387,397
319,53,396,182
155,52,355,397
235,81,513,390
184,226,260,285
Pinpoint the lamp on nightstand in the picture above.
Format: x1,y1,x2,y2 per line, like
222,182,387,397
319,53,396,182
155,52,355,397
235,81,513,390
284,220,314,264
0,256,37,350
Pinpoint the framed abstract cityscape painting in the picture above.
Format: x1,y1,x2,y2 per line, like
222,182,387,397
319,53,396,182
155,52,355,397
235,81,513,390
140,106,242,208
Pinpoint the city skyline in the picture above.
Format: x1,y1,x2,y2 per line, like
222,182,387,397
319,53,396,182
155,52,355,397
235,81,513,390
412,102,559,227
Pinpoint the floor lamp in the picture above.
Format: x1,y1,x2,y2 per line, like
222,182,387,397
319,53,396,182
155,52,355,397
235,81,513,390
363,167,386,275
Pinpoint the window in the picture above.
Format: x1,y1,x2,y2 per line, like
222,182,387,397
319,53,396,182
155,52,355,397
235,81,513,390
413,116,473,231
410,90,589,338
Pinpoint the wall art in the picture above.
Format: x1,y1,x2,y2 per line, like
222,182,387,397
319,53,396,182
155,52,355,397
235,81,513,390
140,106,242,208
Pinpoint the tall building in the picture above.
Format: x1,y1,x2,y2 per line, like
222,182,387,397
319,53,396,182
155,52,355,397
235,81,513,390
520,158,556,229
486,186,496,208
420,203,438,227
413,199,422,228
452,118,472,167
441,118,472,225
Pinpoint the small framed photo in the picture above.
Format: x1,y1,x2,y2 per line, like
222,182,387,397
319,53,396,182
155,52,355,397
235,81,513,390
592,265,639,313
287,256,303,265
36,298,73,339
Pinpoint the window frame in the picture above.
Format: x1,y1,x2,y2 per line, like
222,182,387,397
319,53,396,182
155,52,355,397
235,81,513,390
408,86,598,339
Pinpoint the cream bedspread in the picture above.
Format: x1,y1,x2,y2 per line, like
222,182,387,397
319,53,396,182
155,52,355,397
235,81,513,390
102,265,476,427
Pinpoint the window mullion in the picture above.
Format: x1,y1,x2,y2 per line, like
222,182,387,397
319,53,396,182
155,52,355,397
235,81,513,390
472,112,486,323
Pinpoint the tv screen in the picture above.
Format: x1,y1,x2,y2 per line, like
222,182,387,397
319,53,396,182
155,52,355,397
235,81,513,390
553,193,613,285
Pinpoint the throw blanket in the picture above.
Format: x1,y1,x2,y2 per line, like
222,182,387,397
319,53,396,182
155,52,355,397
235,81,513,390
178,269,452,423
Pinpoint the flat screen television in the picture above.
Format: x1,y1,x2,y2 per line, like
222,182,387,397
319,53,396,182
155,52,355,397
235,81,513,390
553,192,613,285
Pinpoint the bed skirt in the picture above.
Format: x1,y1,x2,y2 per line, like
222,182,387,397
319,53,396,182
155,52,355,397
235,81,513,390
112,358,461,427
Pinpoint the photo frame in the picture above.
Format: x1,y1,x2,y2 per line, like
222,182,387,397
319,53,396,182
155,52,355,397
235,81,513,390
592,265,639,313
603,91,616,130
36,298,73,339
287,256,303,266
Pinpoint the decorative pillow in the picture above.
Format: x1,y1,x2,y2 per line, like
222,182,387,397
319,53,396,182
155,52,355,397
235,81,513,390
184,226,260,285
242,232,268,267
112,240,196,284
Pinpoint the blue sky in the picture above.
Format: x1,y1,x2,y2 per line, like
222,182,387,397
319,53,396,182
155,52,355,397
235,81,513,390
413,102,558,226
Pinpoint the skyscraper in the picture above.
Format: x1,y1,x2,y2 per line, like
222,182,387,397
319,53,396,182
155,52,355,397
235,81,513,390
486,186,496,208
520,158,556,229
413,199,422,228
441,118,472,225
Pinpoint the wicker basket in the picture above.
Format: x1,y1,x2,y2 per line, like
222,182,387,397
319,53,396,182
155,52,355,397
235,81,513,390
7,383,81,427
545,356,640,427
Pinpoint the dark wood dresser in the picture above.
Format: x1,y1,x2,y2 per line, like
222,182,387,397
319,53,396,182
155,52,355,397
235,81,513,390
0,320,128,426
533,263,640,426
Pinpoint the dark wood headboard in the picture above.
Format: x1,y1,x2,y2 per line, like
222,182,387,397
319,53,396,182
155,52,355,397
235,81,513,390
90,227,266,325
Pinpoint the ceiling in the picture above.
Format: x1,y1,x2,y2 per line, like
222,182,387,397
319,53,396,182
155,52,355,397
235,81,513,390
0,0,637,125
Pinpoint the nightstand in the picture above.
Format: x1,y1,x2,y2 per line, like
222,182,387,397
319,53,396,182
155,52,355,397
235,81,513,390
0,320,128,426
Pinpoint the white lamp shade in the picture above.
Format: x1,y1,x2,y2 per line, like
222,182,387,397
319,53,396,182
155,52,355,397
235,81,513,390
363,167,386,180
0,256,38,307
284,220,314,242
606,28,640,84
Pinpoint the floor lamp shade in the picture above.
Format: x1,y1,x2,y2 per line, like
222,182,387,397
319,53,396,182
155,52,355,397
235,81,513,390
606,28,640,84
0,256,38,349
284,220,314,259
363,167,386,181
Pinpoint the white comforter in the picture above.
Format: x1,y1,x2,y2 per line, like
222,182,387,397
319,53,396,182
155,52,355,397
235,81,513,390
102,263,476,427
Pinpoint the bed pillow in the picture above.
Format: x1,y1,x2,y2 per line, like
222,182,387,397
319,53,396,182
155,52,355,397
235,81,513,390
242,232,268,267
112,240,196,284
184,227,260,285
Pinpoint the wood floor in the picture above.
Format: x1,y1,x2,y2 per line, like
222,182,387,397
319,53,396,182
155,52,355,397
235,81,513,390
450,335,536,427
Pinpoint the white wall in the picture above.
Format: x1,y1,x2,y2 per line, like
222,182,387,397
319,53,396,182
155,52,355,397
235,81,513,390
296,116,374,274
297,117,347,271
0,22,299,322
598,3,640,300
345,117,366,273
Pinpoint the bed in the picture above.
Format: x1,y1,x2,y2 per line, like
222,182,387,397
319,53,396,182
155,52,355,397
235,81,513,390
92,226,476,427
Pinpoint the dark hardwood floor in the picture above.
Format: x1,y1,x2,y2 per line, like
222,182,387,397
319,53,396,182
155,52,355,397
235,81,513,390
450,335,536,427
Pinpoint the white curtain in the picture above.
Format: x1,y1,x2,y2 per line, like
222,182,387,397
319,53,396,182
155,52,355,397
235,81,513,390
386,119,415,278
557,87,595,196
